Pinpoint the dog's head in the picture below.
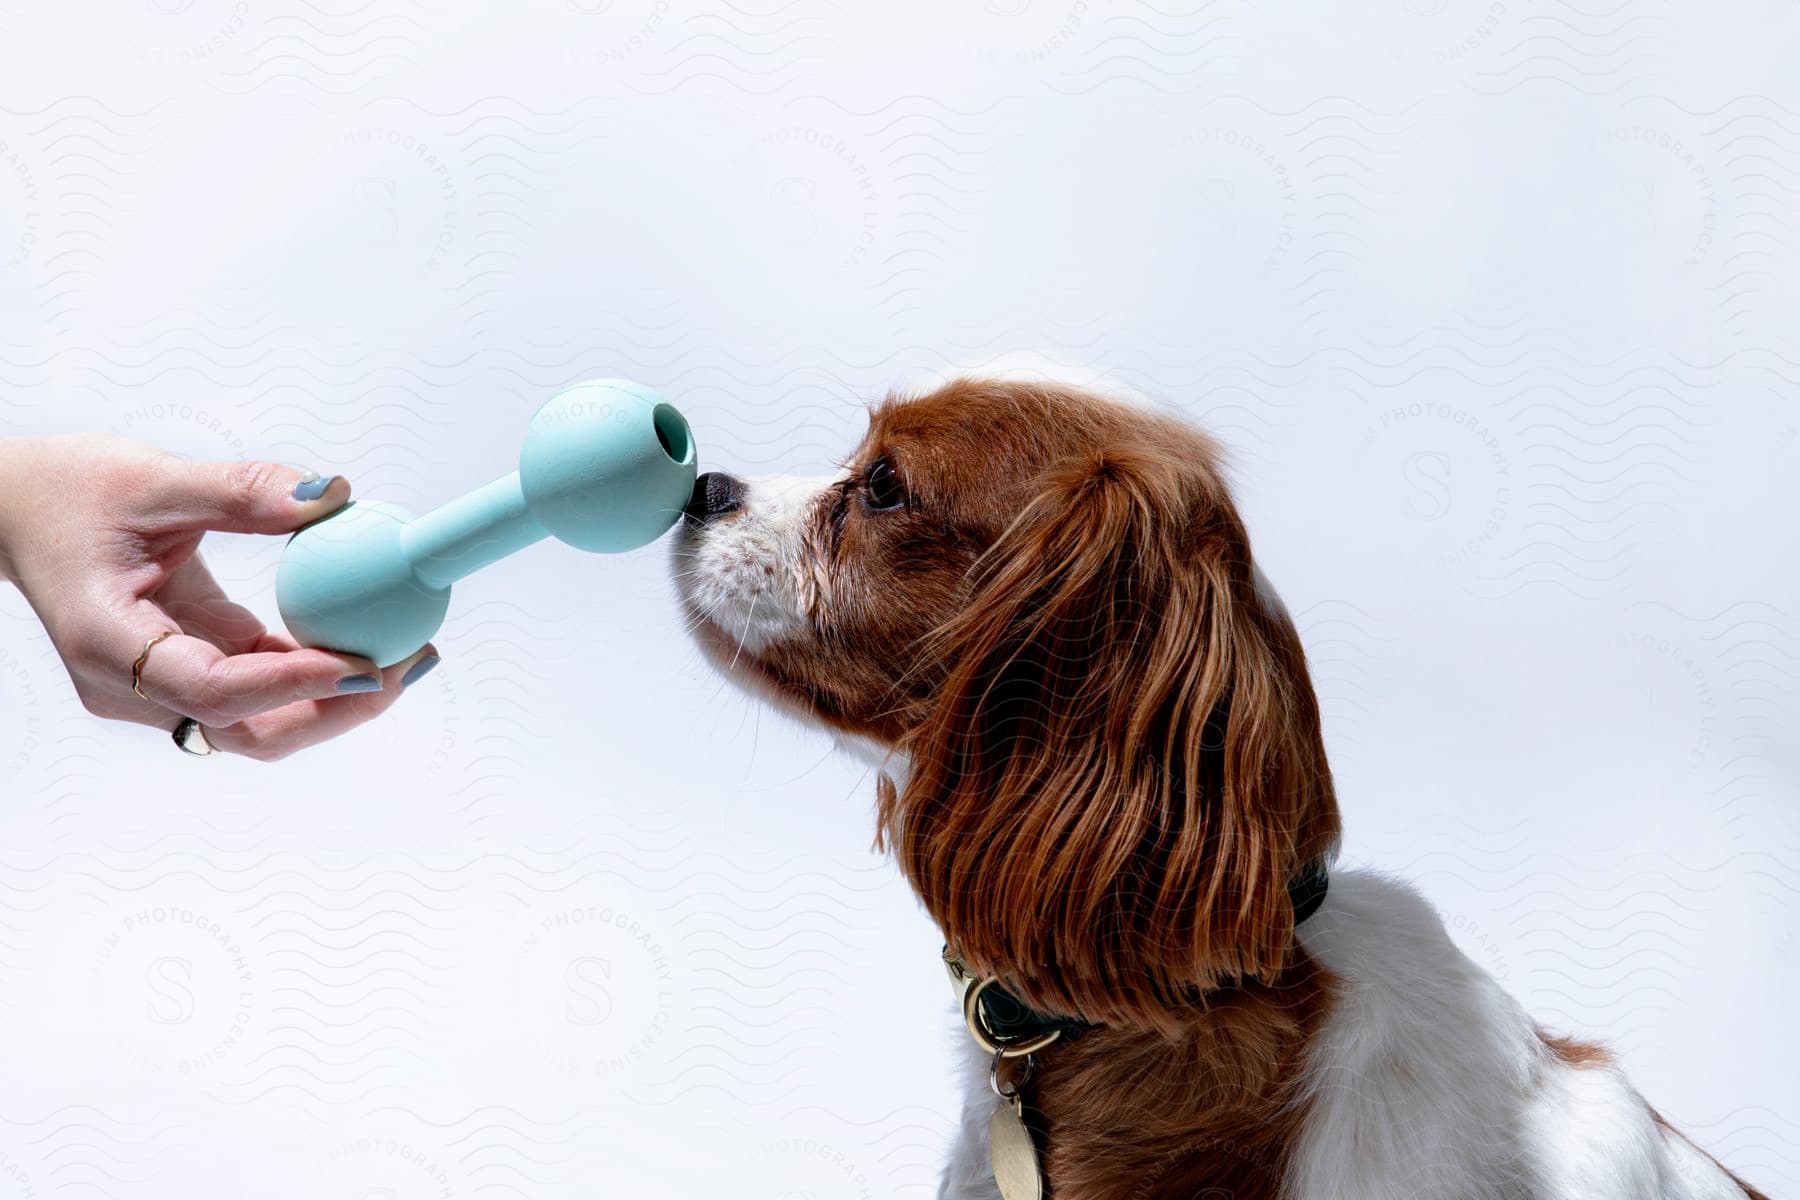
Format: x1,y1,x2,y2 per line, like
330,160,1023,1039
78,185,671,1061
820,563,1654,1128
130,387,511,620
673,378,1339,1029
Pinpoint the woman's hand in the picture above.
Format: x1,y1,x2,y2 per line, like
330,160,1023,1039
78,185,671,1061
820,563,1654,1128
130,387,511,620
0,434,439,760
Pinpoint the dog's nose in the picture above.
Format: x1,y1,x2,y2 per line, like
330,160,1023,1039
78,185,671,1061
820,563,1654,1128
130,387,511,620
685,471,744,523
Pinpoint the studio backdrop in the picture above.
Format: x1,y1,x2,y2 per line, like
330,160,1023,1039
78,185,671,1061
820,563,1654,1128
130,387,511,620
0,2,1795,1196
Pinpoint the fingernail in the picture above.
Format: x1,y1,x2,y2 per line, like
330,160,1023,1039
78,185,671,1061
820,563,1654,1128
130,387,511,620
401,654,441,688
294,470,340,501
337,673,381,693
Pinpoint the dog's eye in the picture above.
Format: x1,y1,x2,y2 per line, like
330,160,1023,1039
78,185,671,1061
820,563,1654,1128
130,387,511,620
862,457,907,512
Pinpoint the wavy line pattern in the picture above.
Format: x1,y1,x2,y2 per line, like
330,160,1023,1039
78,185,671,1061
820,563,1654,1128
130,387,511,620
1,2,1797,1196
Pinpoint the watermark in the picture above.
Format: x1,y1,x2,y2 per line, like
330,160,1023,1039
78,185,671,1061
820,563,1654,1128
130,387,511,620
1447,909,1511,982
0,139,40,271
138,0,251,68
118,401,251,456
552,0,670,69
0,1147,38,1200
756,127,881,269
511,904,676,1078
1601,125,1720,266
332,128,460,276
87,903,258,1078
0,648,41,776
1169,126,1299,276
1360,399,1514,568
1390,0,1508,68
1615,628,1717,771
420,667,464,777
1430,0,1506,65
1121,1135,1265,1198
533,394,660,428
328,1136,454,1200
967,0,1091,68
752,1137,874,1200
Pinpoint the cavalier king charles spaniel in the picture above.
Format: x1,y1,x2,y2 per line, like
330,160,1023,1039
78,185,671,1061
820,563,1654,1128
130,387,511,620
672,374,1764,1200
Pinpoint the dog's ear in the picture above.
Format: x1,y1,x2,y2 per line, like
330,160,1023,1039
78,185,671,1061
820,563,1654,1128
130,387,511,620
880,438,1338,1032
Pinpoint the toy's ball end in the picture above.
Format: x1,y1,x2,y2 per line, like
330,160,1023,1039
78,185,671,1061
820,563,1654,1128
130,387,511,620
277,501,452,668
519,379,698,553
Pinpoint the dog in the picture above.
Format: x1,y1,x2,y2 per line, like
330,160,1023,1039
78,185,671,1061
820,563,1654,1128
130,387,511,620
671,375,1766,1199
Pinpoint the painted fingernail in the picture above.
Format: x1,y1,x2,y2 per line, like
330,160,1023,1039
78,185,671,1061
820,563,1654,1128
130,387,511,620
401,654,441,688
293,470,339,501
337,673,381,693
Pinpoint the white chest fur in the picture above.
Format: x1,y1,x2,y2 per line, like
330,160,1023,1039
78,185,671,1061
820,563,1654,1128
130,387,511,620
1291,871,1742,1200
935,870,1745,1199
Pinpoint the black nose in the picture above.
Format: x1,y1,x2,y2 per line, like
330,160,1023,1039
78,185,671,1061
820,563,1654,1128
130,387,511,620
685,471,744,523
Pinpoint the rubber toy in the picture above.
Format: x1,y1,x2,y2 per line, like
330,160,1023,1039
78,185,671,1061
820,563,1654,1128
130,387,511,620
277,379,697,666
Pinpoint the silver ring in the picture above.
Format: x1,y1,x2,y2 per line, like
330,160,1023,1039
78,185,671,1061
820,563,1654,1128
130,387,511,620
989,1045,1035,1100
171,716,218,757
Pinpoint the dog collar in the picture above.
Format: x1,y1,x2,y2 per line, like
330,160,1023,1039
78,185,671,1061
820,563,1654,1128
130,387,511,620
942,861,1331,1057
1287,859,1331,925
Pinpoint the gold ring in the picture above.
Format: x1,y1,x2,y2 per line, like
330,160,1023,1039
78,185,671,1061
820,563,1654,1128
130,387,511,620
962,975,1064,1060
131,629,179,701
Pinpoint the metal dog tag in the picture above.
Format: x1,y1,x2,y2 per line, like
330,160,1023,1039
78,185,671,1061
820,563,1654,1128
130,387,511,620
988,1095,1043,1200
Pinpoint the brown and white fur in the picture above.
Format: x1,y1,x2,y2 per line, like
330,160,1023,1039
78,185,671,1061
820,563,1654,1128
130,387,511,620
671,374,1767,1200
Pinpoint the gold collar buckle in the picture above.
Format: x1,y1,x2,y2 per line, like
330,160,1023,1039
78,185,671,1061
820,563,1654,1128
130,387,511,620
943,948,1065,1060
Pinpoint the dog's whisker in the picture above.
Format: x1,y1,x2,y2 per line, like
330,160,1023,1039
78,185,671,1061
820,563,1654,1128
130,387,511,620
728,594,757,672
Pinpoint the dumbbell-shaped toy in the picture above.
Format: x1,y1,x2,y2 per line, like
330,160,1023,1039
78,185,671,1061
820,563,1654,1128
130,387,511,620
277,379,697,667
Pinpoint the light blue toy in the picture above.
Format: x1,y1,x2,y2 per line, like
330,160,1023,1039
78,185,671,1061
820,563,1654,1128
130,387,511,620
277,379,697,667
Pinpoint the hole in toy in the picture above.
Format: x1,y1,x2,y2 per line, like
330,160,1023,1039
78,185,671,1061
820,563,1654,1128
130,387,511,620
653,403,692,464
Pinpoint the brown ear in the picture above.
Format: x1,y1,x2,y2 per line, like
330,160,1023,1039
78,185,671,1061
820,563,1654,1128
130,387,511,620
880,439,1339,1032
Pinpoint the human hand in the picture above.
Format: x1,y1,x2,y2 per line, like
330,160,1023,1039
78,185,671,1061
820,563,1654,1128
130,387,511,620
0,434,439,760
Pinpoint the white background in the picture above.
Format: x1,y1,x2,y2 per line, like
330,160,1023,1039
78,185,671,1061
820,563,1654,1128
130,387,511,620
1,2,1797,1196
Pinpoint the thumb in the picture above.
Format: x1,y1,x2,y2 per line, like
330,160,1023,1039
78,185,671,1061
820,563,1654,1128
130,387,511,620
151,458,353,535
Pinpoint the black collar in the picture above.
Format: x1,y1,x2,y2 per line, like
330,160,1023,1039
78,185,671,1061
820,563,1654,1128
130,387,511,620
959,861,1330,1051
1287,858,1331,925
